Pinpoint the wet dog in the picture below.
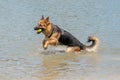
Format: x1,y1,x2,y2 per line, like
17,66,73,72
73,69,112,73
34,16,99,53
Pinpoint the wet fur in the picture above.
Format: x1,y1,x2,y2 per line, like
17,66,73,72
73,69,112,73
34,16,99,53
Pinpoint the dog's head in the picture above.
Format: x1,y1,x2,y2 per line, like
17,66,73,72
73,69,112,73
34,16,50,34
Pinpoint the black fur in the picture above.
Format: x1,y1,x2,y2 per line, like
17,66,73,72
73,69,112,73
52,24,85,50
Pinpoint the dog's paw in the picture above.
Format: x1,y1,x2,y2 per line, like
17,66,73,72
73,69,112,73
43,44,48,50
43,47,47,50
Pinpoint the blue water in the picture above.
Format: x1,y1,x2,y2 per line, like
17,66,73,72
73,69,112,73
0,0,120,80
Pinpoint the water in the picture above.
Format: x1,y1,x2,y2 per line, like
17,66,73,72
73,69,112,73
0,0,120,80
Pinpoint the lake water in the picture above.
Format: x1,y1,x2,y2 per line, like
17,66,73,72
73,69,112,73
0,0,120,80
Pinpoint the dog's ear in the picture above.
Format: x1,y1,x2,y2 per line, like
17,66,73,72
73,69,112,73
46,16,49,21
41,15,44,20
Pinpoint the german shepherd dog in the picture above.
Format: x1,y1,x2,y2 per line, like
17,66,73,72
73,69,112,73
34,16,99,53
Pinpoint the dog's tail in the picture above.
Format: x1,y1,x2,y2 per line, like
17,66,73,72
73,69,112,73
83,36,100,52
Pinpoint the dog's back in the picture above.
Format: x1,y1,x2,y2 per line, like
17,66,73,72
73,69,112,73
59,30,85,49
52,24,85,49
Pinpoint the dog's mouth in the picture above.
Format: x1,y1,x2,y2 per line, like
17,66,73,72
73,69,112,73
34,27,44,34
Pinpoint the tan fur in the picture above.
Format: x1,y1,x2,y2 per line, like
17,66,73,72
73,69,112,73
42,32,60,49
85,36,100,52
66,46,81,53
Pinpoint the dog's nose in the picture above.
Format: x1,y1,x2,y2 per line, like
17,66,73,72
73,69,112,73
34,26,38,30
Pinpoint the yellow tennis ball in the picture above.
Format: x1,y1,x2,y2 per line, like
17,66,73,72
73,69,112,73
37,29,42,33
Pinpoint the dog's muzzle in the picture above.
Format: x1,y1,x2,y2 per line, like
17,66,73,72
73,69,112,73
34,26,44,34
34,26,39,30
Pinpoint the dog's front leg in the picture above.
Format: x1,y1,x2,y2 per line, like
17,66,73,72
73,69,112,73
42,39,48,49
42,38,58,49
